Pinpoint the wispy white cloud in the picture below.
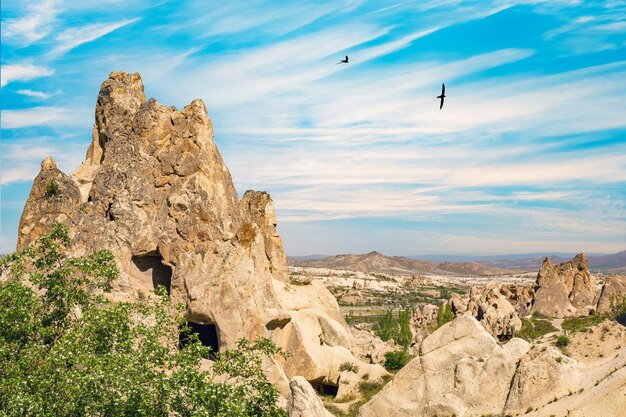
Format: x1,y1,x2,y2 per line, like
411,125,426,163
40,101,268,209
50,18,140,57
1,63,53,87
1,0,60,45
0,137,87,185
1,106,90,128
15,89,56,99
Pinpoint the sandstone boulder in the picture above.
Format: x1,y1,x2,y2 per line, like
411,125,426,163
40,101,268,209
288,376,335,417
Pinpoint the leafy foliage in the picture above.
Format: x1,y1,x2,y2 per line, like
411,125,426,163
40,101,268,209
45,180,59,197
435,303,454,329
383,350,411,371
373,308,413,349
339,362,359,373
0,223,286,417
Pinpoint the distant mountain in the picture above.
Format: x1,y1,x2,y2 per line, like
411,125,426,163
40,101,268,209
288,251,513,276
477,251,626,273
288,254,328,261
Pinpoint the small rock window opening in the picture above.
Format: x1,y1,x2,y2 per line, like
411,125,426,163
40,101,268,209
179,322,220,357
130,253,172,295
311,380,338,398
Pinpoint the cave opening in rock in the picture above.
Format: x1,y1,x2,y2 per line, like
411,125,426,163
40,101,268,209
130,253,172,295
310,381,338,397
179,322,220,357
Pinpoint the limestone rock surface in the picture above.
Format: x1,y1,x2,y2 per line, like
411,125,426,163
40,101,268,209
358,316,530,417
594,275,626,314
288,376,335,417
466,282,523,340
532,254,597,318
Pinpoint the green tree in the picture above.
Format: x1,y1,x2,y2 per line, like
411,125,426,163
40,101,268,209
435,303,454,329
397,309,413,349
374,310,398,343
0,223,286,417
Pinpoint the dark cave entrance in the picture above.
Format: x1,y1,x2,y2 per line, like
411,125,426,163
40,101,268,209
131,253,172,295
311,380,338,397
179,322,220,358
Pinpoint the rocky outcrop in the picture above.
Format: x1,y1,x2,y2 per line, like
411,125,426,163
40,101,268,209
594,275,626,314
16,71,377,400
532,254,598,318
503,345,579,413
288,376,334,417
350,323,395,365
466,282,523,340
17,157,82,250
497,283,535,317
358,316,530,417
358,314,626,417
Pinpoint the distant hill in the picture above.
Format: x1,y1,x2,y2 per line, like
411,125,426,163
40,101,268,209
288,251,513,276
478,251,626,274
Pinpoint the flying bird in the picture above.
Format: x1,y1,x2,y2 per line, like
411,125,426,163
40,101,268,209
336,55,349,64
437,83,446,109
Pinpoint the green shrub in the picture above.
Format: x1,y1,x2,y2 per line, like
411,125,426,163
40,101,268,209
0,223,286,417
556,335,570,347
384,350,411,371
562,314,604,333
436,303,454,329
45,180,59,196
339,362,359,373
516,315,558,342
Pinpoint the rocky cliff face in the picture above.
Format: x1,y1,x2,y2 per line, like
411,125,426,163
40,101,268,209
17,72,384,406
532,254,598,318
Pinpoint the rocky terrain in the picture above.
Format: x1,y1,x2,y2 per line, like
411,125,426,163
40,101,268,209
9,72,626,417
289,251,514,276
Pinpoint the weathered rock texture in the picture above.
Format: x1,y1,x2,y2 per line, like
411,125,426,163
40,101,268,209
532,254,598,318
350,323,395,365
288,376,335,417
358,315,626,417
594,274,626,314
358,316,530,417
17,71,381,399
465,282,523,340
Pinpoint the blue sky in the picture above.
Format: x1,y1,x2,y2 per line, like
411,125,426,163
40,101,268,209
1,0,625,256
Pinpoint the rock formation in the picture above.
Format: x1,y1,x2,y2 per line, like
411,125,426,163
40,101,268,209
358,314,626,417
16,71,383,403
594,274,626,314
465,282,523,340
358,316,530,417
532,254,598,318
350,323,395,365
288,376,335,417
